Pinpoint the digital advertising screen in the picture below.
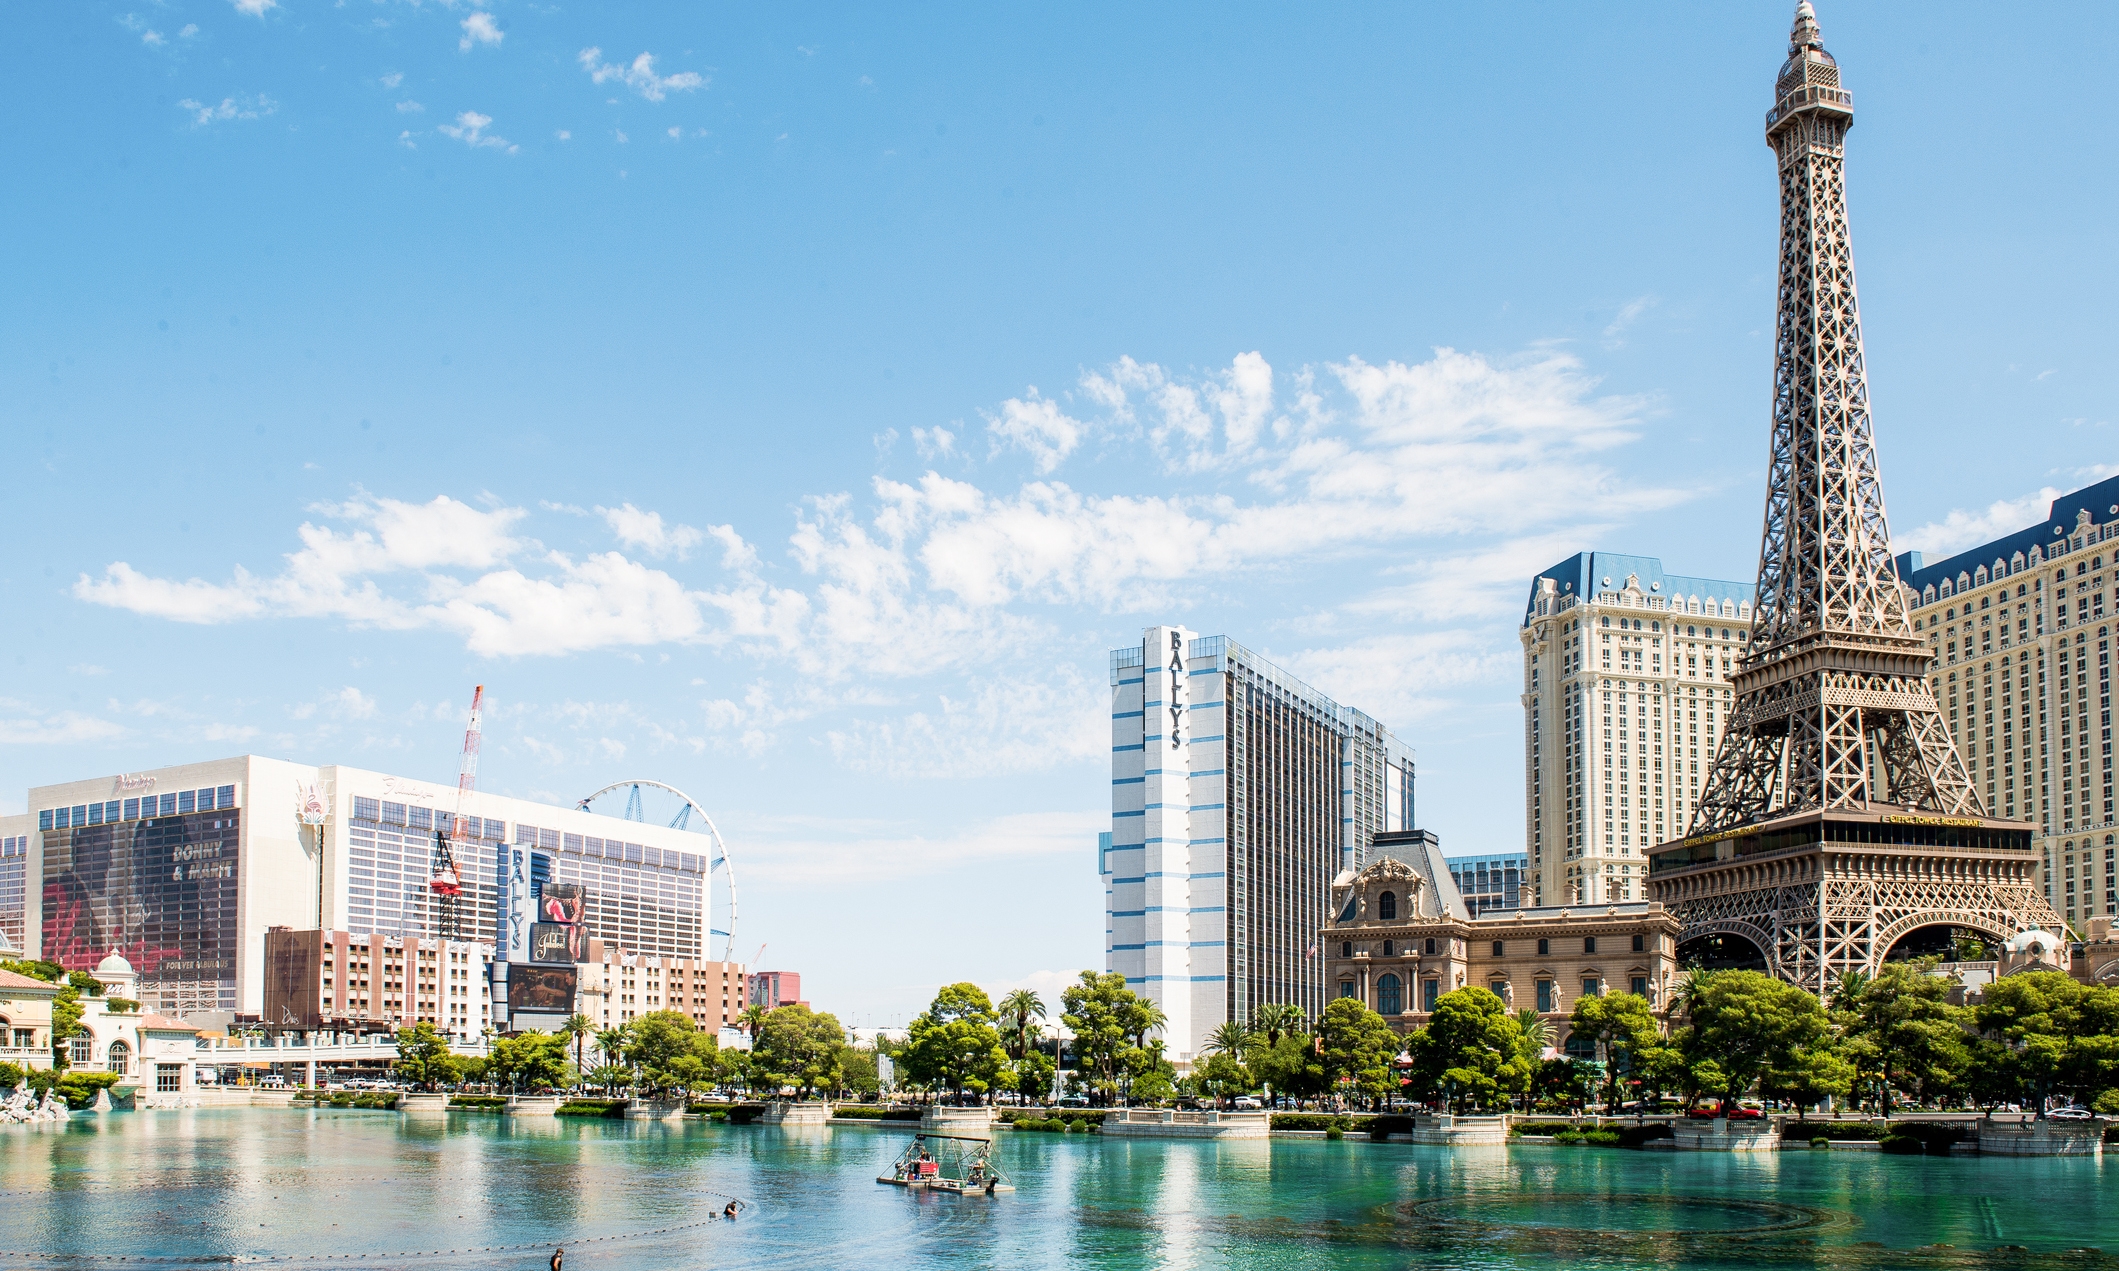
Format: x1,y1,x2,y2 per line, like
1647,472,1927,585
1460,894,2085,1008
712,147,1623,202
538,882,585,925
507,964,578,1015
529,921,585,965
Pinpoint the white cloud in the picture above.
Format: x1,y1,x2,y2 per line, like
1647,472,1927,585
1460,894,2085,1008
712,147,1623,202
1898,487,2063,560
577,47,706,102
180,24,199,38
335,687,379,720
69,664,110,677
0,702,128,745
438,111,516,153
72,346,1681,691
178,95,277,126
229,0,276,16
1602,295,1657,348
398,130,418,149
825,670,1103,779
141,29,167,47
912,426,957,462
459,11,502,52
555,129,572,141
381,72,405,89
397,101,424,114
984,389,1085,473
598,503,705,559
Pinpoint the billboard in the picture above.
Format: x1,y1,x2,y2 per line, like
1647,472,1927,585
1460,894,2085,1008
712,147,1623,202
529,921,585,965
539,882,585,925
503,847,528,962
507,964,578,1015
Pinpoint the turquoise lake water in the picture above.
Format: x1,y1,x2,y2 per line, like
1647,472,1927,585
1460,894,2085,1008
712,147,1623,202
2,1111,2115,1269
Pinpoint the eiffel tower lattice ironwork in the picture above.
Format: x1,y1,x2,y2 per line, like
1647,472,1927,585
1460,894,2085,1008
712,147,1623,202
1648,3,2061,993
1691,1,1977,830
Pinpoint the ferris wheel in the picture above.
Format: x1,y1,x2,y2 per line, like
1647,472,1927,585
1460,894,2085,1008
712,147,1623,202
576,779,739,963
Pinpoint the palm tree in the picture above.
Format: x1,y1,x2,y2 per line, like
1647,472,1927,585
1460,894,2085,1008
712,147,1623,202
1131,1001,1168,1050
739,1003,770,1042
1515,1007,1554,1055
595,1025,630,1070
1252,1003,1306,1048
1202,1021,1257,1059
1828,969,1871,1014
999,989,1046,1061
563,1014,593,1086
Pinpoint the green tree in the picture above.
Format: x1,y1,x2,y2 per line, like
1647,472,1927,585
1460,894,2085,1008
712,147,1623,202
1061,971,1157,1103
902,983,1010,1102
394,1022,459,1090
562,1014,594,1084
1249,1032,1323,1103
1012,1048,1057,1102
1202,1020,1258,1061
998,989,1046,1062
1252,1003,1306,1048
1566,990,1661,1110
1411,987,1530,1112
1533,1057,1594,1112
1759,1044,1855,1118
488,1031,571,1091
751,1005,847,1098
594,1025,631,1070
1316,997,1402,1107
1190,1051,1252,1104
1973,971,2119,1113
1678,969,1829,1107
712,1046,752,1093
1836,961,1971,1111
738,1003,770,1041
625,1010,716,1094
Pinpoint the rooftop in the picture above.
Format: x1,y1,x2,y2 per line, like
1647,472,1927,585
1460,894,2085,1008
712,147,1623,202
1524,551,1755,627
1896,475,2119,595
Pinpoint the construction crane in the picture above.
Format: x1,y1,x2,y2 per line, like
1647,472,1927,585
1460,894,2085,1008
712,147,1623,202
430,684,483,940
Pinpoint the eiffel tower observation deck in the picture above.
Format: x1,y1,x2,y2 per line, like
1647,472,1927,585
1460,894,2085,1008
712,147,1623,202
1646,3,2063,992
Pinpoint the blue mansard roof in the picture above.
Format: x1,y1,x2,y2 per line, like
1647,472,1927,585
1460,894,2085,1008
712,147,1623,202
1522,551,1756,627
1895,475,2119,596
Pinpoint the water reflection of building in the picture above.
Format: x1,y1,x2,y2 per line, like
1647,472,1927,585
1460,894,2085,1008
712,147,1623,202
11,756,717,1024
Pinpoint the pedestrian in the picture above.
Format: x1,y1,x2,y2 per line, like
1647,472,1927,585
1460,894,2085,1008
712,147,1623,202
550,1248,563,1271
723,1200,739,1221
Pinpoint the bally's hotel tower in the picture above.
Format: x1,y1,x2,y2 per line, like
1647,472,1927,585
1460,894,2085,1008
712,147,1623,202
1103,626,1414,1066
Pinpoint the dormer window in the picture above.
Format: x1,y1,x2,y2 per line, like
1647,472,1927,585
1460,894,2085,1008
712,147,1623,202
1377,890,1397,920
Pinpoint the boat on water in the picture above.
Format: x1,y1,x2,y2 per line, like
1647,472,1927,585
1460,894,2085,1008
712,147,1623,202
877,1132,1014,1194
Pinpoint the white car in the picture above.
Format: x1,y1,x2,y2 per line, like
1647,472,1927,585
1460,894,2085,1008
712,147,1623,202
2049,1106,2095,1121
1230,1097,1264,1110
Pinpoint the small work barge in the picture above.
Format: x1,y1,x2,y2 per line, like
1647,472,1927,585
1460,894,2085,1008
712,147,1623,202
878,1133,1014,1194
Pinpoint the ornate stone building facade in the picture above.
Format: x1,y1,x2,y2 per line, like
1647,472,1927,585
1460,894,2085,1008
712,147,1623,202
1322,831,1680,1047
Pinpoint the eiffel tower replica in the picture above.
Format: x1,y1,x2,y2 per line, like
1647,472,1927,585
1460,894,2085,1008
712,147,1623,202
1647,2,2062,992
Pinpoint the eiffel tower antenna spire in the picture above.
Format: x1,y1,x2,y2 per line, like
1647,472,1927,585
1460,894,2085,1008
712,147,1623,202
1690,0,1980,828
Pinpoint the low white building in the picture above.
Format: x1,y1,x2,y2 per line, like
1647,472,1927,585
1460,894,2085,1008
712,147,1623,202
66,950,203,1107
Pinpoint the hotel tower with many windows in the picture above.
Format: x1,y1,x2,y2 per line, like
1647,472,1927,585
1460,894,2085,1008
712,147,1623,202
1520,555,1756,908
1898,475,2119,930
1103,626,1414,1067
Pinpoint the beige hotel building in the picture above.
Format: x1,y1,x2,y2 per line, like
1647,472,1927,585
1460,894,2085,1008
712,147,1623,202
1520,554,1756,908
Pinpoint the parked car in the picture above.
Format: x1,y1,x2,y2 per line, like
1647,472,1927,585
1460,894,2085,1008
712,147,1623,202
1230,1096,1264,1110
1057,1095,1089,1108
2049,1106,2095,1121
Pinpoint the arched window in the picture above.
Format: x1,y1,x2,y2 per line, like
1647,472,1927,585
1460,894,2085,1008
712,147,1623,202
106,1041,131,1075
1377,891,1397,920
69,1035,92,1066
1376,974,1403,1016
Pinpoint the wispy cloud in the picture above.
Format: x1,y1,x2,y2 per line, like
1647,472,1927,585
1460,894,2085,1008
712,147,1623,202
459,11,502,52
0,702,128,746
1602,295,1657,348
178,95,277,126
437,110,516,153
599,503,706,559
577,47,706,101
229,0,276,16
1898,487,2064,561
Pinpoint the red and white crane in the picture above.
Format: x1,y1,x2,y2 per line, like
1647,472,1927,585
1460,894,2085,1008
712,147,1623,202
430,684,483,940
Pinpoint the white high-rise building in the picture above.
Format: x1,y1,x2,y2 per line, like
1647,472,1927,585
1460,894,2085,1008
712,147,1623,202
1520,555,1756,908
1103,626,1414,1067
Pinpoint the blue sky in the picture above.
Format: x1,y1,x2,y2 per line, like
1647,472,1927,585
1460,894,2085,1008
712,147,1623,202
6,1,2117,1024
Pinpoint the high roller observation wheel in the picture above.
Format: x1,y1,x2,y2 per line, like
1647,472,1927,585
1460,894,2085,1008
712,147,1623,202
576,779,739,964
